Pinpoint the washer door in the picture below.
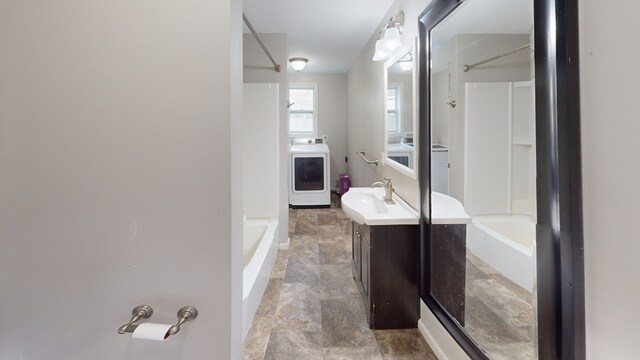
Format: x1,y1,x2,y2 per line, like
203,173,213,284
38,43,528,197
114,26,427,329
292,154,326,192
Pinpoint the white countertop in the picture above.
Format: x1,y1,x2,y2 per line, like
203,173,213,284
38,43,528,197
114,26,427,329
341,187,419,226
431,192,471,224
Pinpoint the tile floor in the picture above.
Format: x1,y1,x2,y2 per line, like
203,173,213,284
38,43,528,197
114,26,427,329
243,193,437,360
464,252,536,360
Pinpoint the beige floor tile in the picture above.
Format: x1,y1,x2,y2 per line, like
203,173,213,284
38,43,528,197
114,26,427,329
244,196,439,359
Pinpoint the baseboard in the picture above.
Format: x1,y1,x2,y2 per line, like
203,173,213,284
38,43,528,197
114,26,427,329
418,318,449,360
278,237,290,250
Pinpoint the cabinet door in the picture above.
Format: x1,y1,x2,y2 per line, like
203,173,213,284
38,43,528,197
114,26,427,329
352,223,362,282
361,235,370,298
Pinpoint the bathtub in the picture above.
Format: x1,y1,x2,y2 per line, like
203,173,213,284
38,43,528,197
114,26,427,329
242,218,279,340
467,215,536,291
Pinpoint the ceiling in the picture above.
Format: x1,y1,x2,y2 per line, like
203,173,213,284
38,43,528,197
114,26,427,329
243,0,394,74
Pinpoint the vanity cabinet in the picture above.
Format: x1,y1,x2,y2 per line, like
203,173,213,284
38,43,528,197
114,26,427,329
351,221,419,329
430,224,467,326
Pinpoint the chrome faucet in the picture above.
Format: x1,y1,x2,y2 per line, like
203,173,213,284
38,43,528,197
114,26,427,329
371,178,395,204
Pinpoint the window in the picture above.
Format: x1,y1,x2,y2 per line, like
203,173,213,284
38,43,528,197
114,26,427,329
289,83,318,137
387,85,401,134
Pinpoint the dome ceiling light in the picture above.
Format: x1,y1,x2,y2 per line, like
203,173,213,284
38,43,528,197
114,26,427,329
289,57,309,71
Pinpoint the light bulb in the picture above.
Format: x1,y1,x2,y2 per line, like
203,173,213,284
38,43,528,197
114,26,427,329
383,27,402,53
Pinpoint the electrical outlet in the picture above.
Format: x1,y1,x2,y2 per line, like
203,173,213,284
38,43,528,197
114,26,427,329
322,135,328,143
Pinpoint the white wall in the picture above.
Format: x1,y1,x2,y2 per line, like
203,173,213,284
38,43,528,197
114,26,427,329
447,34,531,202
243,84,279,219
431,71,450,145
229,1,244,357
347,40,386,190
0,1,241,358
289,73,348,190
579,1,640,358
243,33,289,245
347,0,429,210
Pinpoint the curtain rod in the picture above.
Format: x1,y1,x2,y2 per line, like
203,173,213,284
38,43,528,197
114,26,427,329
243,14,281,73
463,44,530,72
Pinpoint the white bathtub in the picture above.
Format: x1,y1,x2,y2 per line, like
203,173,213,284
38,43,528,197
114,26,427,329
242,218,279,340
467,215,536,291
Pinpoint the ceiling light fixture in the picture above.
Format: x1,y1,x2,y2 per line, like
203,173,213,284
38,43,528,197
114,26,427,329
372,11,405,62
289,57,308,71
373,39,391,61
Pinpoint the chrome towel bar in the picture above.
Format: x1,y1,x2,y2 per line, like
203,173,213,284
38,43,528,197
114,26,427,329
356,150,379,166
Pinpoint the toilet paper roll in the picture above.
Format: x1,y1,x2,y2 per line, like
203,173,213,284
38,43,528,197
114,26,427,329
131,323,172,341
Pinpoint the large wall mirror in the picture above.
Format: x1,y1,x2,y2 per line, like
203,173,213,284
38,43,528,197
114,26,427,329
418,0,584,359
384,42,418,178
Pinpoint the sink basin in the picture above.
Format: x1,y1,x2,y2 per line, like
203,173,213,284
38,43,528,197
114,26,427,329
341,187,419,225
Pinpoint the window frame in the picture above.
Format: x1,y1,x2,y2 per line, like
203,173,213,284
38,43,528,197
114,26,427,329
386,84,402,135
288,82,318,138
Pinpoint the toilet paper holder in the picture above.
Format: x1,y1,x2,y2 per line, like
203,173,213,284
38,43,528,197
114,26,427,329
118,305,199,337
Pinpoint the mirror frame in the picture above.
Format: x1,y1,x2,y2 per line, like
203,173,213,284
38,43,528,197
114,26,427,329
418,0,585,359
383,39,418,179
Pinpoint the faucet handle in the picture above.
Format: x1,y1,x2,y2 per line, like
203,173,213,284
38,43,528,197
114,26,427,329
384,178,392,186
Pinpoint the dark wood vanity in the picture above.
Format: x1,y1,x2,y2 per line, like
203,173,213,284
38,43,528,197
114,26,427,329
430,224,467,326
351,221,420,329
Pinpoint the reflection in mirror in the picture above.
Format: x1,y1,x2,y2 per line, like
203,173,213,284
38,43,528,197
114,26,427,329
429,0,537,359
384,44,417,176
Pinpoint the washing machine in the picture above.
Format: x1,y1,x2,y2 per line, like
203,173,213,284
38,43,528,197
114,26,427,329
289,139,331,208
